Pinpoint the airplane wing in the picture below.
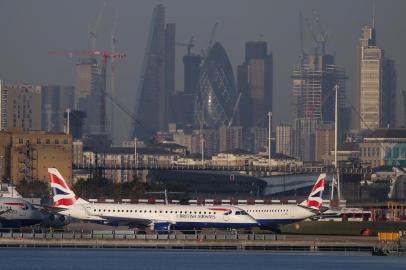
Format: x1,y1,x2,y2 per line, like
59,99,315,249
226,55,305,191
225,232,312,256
34,204,67,213
93,215,173,228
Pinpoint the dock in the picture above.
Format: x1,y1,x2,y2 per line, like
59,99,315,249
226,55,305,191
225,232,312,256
0,232,384,252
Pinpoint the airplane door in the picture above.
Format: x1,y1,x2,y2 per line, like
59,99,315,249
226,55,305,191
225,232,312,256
223,210,231,221
19,205,27,217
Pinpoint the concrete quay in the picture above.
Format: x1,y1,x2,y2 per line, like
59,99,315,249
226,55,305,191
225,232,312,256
0,234,381,252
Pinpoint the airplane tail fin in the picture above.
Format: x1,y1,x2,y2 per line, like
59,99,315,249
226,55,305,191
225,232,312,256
300,173,326,211
48,168,88,208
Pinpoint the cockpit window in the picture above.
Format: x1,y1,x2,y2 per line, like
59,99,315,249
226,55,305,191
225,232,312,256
235,210,248,215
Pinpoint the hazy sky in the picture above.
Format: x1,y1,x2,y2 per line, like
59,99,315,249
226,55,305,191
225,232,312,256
0,0,405,142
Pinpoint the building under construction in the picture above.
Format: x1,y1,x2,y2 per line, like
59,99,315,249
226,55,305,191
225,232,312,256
292,54,347,161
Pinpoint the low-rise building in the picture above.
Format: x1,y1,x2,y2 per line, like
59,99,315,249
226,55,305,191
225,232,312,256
359,129,406,168
0,130,72,183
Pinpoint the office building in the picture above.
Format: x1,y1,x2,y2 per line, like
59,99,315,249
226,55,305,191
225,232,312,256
132,5,176,140
41,85,74,132
276,124,294,157
194,42,237,130
315,123,335,162
75,58,103,135
219,126,243,152
0,84,41,131
238,41,273,129
358,25,397,129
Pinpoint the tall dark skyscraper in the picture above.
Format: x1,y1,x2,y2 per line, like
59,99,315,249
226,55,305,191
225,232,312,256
183,54,202,94
194,42,237,129
237,41,273,129
132,4,175,141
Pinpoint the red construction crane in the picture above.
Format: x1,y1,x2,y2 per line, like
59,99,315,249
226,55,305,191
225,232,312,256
49,49,126,134
49,50,126,65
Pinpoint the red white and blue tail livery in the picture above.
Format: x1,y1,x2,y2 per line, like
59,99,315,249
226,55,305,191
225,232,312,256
305,173,325,210
48,168,87,208
239,173,327,229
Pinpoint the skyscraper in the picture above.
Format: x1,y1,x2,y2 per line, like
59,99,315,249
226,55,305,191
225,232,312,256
41,85,74,132
132,5,175,140
194,42,237,130
0,84,42,131
292,54,346,161
238,41,273,129
183,54,202,94
358,25,382,130
75,58,103,135
382,58,397,127
358,25,397,130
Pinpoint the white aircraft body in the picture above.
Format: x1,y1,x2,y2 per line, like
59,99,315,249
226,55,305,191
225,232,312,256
0,185,73,228
0,188,43,228
49,168,258,232
239,174,326,229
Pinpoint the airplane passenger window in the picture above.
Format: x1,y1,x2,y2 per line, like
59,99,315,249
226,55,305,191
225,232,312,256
160,211,162,213
155,211,157,213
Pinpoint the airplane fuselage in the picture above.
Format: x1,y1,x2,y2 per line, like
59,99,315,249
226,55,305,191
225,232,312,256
0,198,43,228
60,203,258,230
239,204,315,228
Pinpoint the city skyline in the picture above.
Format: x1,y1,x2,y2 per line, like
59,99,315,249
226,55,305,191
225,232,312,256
0,0,405,143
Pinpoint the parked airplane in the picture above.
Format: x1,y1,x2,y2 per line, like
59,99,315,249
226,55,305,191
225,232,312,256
0,188,43,228
48,168,258,232
0,184,73,229
239,173,326,229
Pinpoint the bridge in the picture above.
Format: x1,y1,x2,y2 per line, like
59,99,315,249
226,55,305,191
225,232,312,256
73,164,373,174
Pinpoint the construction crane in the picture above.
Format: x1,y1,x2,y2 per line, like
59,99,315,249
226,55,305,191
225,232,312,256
299,11,307,65
228,92,242,127
110,8,119,140
201,22,219,58
176,36,194,56
403,91,406,127
304,10,328,56
88,0,107,50
208,22,219,51
49,49,126,134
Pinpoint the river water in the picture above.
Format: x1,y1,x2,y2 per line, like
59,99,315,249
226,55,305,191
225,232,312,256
0,249,405,270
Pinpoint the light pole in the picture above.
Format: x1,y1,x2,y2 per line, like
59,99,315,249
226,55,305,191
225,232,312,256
200,135,205,166
268,112,272,168
334,85,341,201
134,137,137,167
66,108,71,134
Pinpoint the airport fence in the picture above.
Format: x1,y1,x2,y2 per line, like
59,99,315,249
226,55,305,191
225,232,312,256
0,230,285,241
